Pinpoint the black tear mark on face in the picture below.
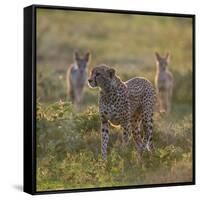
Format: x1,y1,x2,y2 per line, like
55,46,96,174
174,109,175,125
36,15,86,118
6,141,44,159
96,72,100,77
108,68,115,79
95,72,101,84
94,75,98,86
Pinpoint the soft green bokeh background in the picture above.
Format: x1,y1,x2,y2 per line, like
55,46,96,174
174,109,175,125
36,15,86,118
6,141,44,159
36,8,193,191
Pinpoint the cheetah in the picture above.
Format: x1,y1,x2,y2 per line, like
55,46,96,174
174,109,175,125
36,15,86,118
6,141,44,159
88,64,156,160
155,52,173,114
66,51,91,111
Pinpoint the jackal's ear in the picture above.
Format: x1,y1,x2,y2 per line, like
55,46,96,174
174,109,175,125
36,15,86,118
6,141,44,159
108,68,115,78
74,51,80,61
155,52,161,61
85,52,91,62
165,52,170,63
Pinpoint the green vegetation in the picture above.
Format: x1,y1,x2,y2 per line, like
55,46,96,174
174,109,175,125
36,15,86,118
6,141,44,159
36,102,192,191
36,8,193,191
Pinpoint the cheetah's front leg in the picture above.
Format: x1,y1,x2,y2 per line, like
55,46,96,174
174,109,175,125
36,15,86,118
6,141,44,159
122,122,131,146
101,122,109,160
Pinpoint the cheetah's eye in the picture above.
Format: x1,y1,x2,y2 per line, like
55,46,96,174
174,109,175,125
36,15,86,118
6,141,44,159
96,72,100,76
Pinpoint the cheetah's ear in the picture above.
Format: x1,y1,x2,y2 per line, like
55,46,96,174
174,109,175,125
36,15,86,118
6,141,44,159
165,52,170,63
155,52,161,61
108,68,115,78
84,51,91,63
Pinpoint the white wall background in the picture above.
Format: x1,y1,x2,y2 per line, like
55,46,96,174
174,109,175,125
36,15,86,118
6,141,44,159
0,0,199,199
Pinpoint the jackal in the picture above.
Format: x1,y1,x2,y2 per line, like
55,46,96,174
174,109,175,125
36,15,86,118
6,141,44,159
66,51,91,111
155,52,173,113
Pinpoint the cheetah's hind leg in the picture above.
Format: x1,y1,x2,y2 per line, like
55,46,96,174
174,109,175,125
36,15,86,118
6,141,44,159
132,112,146,155
142,107,154,153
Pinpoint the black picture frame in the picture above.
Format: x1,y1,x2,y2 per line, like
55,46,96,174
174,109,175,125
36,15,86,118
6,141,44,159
24,4,195,195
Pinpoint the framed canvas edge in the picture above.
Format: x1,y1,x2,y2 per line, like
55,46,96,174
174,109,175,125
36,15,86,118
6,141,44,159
26,4,195,17
23,4,196,195
23,5,37,195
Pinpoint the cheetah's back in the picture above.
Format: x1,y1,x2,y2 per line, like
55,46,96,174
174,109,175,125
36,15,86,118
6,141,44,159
125,77,156,110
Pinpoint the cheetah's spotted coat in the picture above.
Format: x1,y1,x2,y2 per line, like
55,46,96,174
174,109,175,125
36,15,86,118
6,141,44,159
88,65,156,159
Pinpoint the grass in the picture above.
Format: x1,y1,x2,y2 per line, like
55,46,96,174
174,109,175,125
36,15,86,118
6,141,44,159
36,102,193,191
36,8,194,191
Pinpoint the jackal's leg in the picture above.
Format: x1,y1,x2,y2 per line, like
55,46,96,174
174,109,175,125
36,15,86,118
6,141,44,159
74,90,82,111
68,87,75,103
159,91,168,113
167,87,173,114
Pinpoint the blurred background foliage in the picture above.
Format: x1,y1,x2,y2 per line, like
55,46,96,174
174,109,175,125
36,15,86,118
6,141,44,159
36,8,193,191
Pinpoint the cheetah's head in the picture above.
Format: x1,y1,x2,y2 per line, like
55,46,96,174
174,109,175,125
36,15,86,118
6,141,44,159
88,65,115,89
